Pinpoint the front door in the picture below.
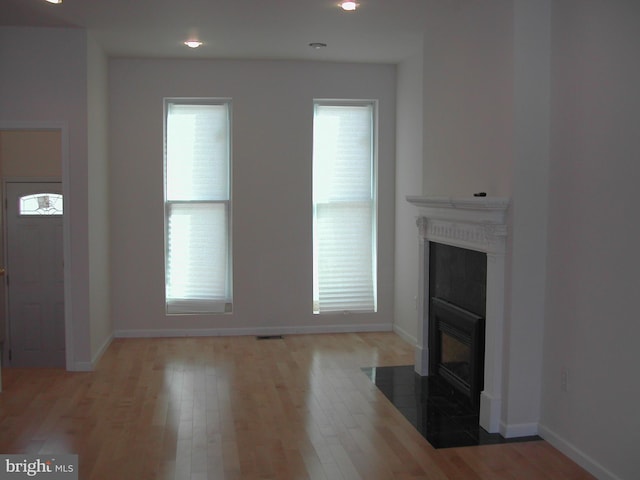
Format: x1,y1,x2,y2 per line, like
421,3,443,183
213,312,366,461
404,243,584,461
5,182,64,367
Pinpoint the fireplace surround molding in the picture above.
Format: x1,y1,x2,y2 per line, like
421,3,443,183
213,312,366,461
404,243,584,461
407,195,510,434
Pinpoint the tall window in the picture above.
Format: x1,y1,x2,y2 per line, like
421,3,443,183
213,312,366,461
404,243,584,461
312,100,377,314
164,100,232,314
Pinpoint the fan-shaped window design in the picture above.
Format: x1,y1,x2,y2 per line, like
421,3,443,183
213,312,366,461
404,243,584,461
19,193,63,216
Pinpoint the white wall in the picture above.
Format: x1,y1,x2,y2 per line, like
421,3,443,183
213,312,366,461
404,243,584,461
394,52,423,344
422,0,513,197
109,59,396,335
0,27,91,369
540,2,640,479
87,35,112,365
501,0,550,437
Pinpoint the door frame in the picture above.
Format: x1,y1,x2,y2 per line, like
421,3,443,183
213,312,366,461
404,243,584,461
0,121,72,371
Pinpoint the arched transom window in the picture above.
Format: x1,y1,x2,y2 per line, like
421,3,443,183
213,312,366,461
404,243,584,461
19,193,64,216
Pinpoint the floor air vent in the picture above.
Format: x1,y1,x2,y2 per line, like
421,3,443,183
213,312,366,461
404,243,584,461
256,335,284,340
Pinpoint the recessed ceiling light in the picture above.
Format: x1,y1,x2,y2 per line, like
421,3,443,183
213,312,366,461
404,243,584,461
340,1,358,11
184,41,203,49
309,42,327,49
45,0,63,4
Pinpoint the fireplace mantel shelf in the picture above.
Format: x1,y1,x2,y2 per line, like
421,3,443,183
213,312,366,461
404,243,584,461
406,195,509,211
406,195,510,226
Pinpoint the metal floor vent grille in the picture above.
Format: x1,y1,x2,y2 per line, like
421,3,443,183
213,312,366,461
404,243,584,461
256,335,284,340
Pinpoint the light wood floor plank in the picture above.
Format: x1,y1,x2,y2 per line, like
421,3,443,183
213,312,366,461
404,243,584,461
0,333,595,479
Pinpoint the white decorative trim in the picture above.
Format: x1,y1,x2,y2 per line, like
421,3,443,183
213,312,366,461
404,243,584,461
414,344,428,376
414,233,429,376
423,219,508,254
500,421,538,438
538,424,623,480
480,391,502,433
114,323,393,339
68,335,113,372
409,196,509,255
407,195,510,434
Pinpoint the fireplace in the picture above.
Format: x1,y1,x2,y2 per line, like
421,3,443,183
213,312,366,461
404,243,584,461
428,241,486,408
429,297,484,407
407,195,509,433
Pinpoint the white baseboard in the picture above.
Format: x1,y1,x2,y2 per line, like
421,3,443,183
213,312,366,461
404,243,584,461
91,334,113,368
114,323,393,339
392,323,417,346
499,421,538,438
538,424,622,480
70,334,113,372
414,344,428,375
72,361,94,372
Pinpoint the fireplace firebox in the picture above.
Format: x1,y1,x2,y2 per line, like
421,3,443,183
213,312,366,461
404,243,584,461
429,297,485,407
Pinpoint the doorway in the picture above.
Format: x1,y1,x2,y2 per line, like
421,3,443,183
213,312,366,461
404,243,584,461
0,127,68,371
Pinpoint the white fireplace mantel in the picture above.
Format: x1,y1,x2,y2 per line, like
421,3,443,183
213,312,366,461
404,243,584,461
407,195,510,434
406,195,509,253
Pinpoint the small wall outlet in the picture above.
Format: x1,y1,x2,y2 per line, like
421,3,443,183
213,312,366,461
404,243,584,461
561,368,569,392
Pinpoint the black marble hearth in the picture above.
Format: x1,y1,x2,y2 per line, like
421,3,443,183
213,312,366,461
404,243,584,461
362,365,541,449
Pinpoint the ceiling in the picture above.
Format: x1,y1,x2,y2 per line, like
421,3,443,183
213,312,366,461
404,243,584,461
1,0,430,63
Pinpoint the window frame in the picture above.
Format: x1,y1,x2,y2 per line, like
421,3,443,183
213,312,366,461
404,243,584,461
312,98,379,314
163,98,233,315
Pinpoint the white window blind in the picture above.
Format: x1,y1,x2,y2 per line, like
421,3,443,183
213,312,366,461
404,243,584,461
312,101,377,313
165,101,232,314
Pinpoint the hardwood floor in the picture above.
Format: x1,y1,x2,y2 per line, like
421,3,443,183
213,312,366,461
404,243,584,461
0,333,595,479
